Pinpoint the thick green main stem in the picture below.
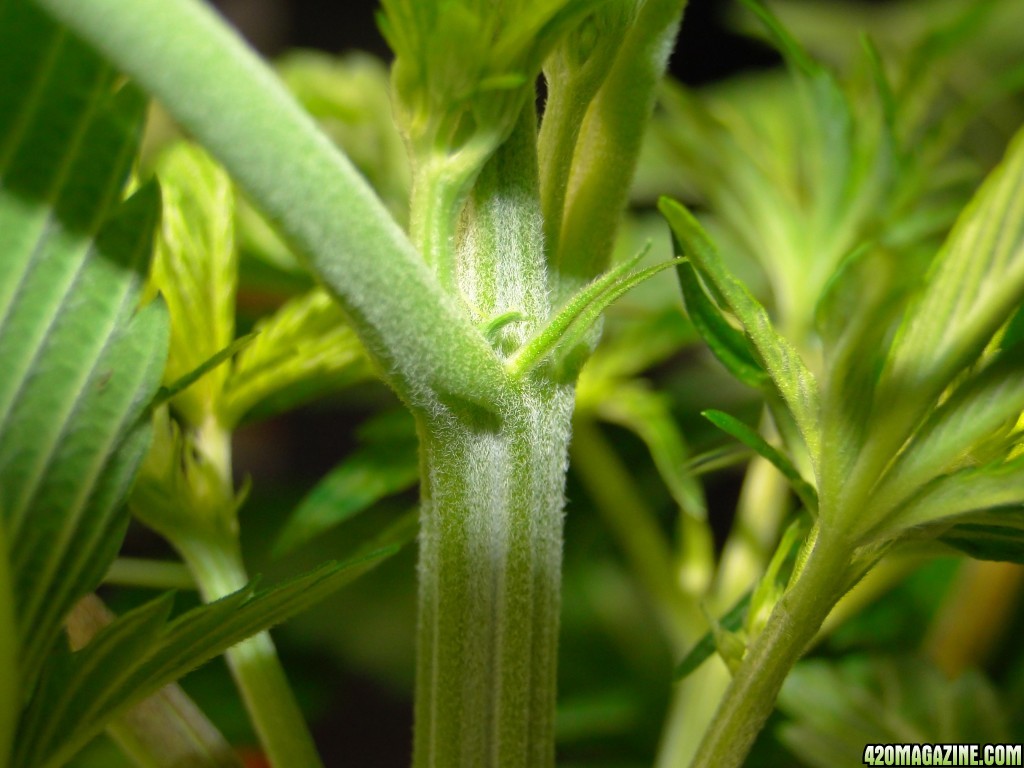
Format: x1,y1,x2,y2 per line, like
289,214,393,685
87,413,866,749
414,383,574,768
690,525,850,768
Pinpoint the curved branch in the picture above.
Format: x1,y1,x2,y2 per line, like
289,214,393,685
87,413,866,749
35,0,508,413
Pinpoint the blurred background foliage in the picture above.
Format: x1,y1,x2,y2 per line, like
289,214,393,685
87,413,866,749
76,0,1024,765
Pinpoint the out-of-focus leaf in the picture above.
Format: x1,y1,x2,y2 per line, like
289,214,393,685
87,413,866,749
880,455,1024,536
940,521,1024,565
149,143,236,426
673,592,750,681
14,548,396,768
869,344,1024,522
274,409,419,556
152,334,256,410
872,125,1024,455
598,384,706,519
1002,304,1024,350
0,517,15,766
277,51,410,224
221,288,371,425
0,0,169,692
595,381,714,593
778,656,1009,768
661,198,821,470
704,409,818,514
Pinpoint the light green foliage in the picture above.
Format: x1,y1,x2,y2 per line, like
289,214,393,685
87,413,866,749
0,0,169,696
221,289,371,425
148,144,236,428
38,0,509,414
13,0,1024,766
278,51,411,224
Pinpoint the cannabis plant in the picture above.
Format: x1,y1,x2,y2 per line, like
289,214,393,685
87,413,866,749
1,0,1023,766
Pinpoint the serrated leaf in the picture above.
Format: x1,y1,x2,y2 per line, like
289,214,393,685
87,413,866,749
940,522,1024,565
14,547,396,768
274,409,419,556
704,410,818,514
872,124,1024,455
660,197,821,471
673,592,750,681
0,0,169,691
509,248,682,376
677,260,768,388
221,288,371,425
149,142,237,426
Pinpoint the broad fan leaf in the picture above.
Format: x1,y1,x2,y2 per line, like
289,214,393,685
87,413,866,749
14,548,395,768
0,0,168,692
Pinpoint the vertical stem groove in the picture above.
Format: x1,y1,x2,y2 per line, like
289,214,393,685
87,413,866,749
413,382,574,768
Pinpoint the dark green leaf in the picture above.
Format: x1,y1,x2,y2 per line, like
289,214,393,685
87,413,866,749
673,592,751,681
1003,304,1024,350
660,197,821,470
704,409,817,514
14,548,396,768
940,522,1024,565
274,409,419,556
0,0,169,692
152,333,256,410
676,260,768,388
